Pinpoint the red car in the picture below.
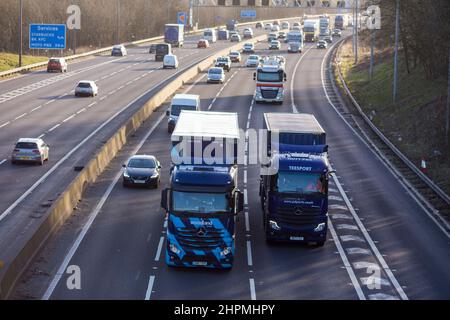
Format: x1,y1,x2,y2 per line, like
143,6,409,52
47,57,67,73
197,39,210,48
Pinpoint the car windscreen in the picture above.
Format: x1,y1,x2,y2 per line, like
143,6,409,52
217,58,228,62
172,191,230,213
257,70,283,82
171,105,197,116
16,142,38,149
209,69,222,74
127,158,156,168
77,83,91,88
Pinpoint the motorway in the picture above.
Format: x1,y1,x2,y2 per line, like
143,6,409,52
0,24,278,263
11,33,450,300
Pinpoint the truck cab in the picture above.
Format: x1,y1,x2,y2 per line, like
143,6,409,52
166,94,200,133
253,62,287,104
259,113,333,246
161,111,244,269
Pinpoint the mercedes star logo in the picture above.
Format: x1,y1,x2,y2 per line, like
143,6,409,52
197,227,207,237
294,207,303,215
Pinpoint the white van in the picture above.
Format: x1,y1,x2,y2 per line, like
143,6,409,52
163,54,179,69
166,94,200,133
203,29,217,43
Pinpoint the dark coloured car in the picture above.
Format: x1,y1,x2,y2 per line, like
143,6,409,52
122,155,161,188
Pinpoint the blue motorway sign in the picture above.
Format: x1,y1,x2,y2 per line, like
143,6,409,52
177,12,187,25
29,24,66,50
240,10,257,19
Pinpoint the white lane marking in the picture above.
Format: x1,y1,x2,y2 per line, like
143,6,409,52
336,224,359,231
331,213,353,220
14,113,27,120
243,170,247,184
245,211,250,233
346,248,371,255
31,105,42,112
368,293,399,300
249,278,256,300
45,99,56,105
108,90,117,95
117,85,124,90
48,124,61,132
328,220,366,300
87,102,97,108
100,96,107,101
144,276,156,300
329,195,344,201
290,45,315,113
246,241,253,266
63,114,76,123
360,277,391,287
76,108,86,114
0,121,11,129
340,235,365,242
333,174,408,300
244,189,248,206
353,261,379,270
37,134,46,139
330,204,348,211
0,159,6,166
42,111,167,299
154,236,165,262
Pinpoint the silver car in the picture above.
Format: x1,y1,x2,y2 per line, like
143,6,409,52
207,67,225,84
12,138,49,165
75,80,98,97
245,55,260,68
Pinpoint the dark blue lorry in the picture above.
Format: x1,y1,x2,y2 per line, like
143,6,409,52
259,113,333,246
161,111,244,269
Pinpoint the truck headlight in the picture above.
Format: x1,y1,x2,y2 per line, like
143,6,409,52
169,243,181,255
220,247,232,257
269,220,281,231
314,223,326,233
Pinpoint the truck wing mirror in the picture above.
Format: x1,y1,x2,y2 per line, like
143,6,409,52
284,73,287,81
253,72,256,81
166,110,170,116
161,188,169,212
328,170,337,176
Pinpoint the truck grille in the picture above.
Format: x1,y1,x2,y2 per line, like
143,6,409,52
176,228,224,249
261,89,278,99
276,205,321,226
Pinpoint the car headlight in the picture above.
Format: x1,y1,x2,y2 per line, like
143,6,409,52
220,247,232,257
314,223,326,233
269,220,281,231
151,172,159,178
169,243,181,255
123,170,130,178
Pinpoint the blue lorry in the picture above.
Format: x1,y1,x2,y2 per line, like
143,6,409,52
161,111,244,269
164,24,184,47
259,113,333,246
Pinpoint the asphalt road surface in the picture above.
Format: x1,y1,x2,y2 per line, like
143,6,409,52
12,34,450,300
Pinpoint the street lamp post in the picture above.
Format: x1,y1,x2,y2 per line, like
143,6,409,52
393,0,400,103
19,0,23,67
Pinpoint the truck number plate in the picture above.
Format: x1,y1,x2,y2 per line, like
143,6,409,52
192,261,207,266
290,236,304,241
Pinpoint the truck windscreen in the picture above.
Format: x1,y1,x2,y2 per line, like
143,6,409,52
257,71,283,82
277,172,325,195
304,27,315,33
171,105,197,116
172,191,230,213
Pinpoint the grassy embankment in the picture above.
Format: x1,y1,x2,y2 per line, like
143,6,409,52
0,53,48,72
337,38,449,195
